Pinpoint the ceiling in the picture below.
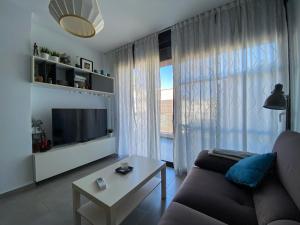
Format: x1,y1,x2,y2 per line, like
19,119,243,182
13,0,232,53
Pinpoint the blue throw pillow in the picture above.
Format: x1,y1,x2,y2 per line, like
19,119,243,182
225,153,276,188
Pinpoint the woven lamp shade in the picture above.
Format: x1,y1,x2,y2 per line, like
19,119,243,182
49,0,104,38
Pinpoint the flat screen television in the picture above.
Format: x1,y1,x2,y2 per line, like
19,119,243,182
52,108,107,146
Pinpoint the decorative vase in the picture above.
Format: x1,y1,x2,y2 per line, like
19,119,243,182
49,56,59,62
41,52,49,60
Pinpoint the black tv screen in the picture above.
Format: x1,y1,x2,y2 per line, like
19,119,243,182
52,108,107,146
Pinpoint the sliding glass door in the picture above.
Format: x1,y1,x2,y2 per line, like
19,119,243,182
160,62,174,163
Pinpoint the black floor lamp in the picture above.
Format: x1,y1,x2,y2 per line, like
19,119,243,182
263,83,291,130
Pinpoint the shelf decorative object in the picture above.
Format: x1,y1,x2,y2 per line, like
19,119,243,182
40,47,50,60
80,58,94,72
49,51,60,63
107,129,114,137
32,119,51,153
48,0,104,38
60,53,71,65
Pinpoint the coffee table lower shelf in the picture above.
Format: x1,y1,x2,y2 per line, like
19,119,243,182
77,177,161,225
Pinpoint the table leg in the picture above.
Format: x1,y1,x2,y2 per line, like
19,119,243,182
161,166,166,200
105,207,117,225
73,188,81,225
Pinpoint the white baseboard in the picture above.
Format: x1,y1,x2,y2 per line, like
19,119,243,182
0,181,35,197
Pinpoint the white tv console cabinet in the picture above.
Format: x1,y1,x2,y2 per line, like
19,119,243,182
33,136,116,182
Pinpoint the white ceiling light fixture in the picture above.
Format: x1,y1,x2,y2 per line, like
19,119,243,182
49,0,104,38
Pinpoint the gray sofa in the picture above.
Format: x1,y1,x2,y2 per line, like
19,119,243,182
158,131,300,225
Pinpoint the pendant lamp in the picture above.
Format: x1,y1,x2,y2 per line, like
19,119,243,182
49,0,104,38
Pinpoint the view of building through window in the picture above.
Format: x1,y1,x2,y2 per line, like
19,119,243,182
160,65,173,136
160,64,174,162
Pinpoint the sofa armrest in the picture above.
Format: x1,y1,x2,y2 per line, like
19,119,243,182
158,202,227,225
268,220,300,225
194,150,237,174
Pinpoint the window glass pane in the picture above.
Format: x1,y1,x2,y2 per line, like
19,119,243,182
160,64,174,162
160,65,173,135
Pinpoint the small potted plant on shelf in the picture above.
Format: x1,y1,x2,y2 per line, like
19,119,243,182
40,47,50,60
107,129,114,137
49,51,60,62
32,119,51,153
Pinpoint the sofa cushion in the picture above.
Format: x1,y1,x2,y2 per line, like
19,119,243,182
195,150,237,174
173,167,258,225
158,202,227,225
225,153,276,188
273,131,300,210
253,175,300,225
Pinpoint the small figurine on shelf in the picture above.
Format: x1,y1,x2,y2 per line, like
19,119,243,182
33,42,39,56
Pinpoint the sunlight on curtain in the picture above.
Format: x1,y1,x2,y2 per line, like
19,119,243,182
172,0,289,174
107,35,160,159
132,34,161,159
288,0,300,132
107,44,134,156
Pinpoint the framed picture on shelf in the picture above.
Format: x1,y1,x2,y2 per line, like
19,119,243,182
80,58,93,72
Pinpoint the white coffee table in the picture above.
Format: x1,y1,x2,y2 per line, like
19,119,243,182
72,156,166,225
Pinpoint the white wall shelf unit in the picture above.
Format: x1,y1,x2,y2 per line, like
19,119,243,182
31,56,114,96
33,136,116,182
32,56,114,79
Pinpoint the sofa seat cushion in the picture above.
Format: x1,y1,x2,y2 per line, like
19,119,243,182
173,167,258,225
158,202,227,225
253,175,300,225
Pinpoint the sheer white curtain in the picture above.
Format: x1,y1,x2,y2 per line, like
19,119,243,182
172,0,289,174
289,0,300,132
107,44,134,156
132,34,160,159
107,35,160,159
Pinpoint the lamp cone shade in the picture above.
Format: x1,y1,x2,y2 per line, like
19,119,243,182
263,84,287,110
49,0,104,38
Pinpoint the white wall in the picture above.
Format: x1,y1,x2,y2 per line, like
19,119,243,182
31,13,105,70
288,0,300,132
0,1,32,194
0,1,113,194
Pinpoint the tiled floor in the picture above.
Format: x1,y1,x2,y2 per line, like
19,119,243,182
0,155,184,225
160,137,173,163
